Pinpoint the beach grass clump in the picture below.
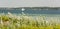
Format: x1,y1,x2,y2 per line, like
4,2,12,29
0,14,60,29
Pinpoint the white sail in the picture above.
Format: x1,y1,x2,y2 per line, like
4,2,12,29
22,8,25,12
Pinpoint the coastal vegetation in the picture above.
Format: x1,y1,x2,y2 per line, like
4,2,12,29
0,14,60,29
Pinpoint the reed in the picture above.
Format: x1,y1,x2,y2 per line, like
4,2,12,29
0,14,60,29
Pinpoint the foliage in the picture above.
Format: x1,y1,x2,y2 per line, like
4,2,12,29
0,14,60,29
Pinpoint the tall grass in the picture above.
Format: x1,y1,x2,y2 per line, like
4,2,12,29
0,14,60,29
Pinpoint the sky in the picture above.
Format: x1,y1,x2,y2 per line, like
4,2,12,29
0,0,60,7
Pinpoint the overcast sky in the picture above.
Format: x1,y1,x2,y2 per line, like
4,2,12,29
0,0,60,7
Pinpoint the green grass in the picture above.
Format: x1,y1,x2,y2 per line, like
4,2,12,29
0,14,60,29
